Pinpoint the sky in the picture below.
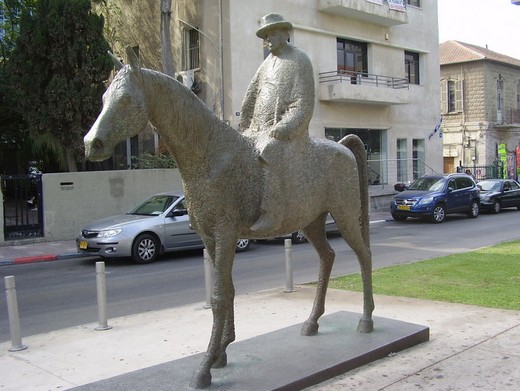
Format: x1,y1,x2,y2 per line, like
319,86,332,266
437,0,520,60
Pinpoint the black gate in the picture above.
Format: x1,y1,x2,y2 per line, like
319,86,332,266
2,174,44,240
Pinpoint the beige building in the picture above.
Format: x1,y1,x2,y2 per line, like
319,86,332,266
440,40,520,179
101,0,441,198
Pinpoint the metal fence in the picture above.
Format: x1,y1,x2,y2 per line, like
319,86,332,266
367,158,438,186
1,175,44,240
457,164,504,181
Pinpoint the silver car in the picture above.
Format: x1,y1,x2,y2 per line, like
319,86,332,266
76,191,251,264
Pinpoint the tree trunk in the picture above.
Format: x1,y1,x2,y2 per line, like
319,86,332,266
160,0,174,77
66,149,78,172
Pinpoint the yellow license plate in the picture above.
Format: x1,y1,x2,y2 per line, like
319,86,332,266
397,205,411,211
79,240,88,250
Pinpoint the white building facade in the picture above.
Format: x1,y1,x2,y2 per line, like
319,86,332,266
105,0,441,201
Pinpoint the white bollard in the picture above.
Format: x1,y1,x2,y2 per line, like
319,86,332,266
203,249,215,309
284,239,295,293
95,262,112,331
4,276,27,351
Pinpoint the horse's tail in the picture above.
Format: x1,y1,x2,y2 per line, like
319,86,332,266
338,134,370,248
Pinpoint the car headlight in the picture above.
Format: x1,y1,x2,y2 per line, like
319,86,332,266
418,197,434,205
480,194,490,201
98,229,122,238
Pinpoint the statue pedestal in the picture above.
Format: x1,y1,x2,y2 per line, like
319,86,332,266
73,311,429,390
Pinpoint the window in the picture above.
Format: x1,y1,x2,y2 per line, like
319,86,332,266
497,74,504,124
517,81,520,110
325,128,387,185
441,79,463,114
413,139,425,179
337,38,367,83
405,51,419,85
406,0,421,7
397,139,407,182
183,28,200,70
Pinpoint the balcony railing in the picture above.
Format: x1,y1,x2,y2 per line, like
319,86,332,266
493,108,520,125
318,70,409,105
319,70,409,89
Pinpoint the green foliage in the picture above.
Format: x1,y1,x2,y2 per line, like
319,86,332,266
329,240,520,310
7,0,113,171
0,0,37,161
132,153,178,169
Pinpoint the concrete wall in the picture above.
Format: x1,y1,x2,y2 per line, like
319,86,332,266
42,169,183,242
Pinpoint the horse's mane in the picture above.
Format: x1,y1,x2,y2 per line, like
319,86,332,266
138,67,255,171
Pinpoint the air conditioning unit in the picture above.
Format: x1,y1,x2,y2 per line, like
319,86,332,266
175,70,195,90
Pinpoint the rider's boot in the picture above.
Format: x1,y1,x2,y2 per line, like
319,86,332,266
251,164,283,234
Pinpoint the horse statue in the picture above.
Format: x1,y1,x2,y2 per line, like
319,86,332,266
84,46,374,389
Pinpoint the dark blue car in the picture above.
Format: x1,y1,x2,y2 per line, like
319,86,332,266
391,173,480,223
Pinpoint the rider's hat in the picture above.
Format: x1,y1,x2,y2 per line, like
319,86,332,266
256,13,293,39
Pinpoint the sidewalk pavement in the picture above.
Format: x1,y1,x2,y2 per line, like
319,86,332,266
1,286,519,390
1,212,519,390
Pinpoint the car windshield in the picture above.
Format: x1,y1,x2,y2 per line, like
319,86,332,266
128,195,178,216
478,181,501,192
407,177,445,191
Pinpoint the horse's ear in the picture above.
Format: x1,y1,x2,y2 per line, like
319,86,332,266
125,46,141,71
108,51,124,70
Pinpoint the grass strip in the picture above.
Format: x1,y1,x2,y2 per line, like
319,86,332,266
328,239,520,310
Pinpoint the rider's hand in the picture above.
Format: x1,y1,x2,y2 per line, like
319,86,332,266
269,125,291,141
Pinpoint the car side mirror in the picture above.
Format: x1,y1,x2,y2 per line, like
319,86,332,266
394,183,407,192
447,187,454,193
170,208,188,217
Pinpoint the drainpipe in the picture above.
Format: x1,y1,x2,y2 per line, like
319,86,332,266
219,0,225,121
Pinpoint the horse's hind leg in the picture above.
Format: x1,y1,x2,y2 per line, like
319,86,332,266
300,214,335,336
336,214,375,333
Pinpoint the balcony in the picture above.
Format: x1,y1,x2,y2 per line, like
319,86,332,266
318,70,409,105
318,0,408,26
493,108,520,128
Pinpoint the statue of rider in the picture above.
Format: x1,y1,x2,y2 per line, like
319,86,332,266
238,13,315,234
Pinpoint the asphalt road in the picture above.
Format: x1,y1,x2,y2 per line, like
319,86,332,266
1,210,519,342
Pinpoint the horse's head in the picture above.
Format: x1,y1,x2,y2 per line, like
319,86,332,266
84,46,149,162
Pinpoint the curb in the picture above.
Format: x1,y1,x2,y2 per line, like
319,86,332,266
0,253,89,267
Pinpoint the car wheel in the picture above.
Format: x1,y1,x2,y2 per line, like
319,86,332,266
235,238,250,252
291,230,307,244
431,204,446,223
491,200,501,214
391,213,407,222
132,233,159,264
468,200,479,218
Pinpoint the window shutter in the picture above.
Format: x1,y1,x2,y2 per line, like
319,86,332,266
455,79,463,112
440,79,447,114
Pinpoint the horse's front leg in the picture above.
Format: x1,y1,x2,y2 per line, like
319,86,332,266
190,236,236,389
300,220,335,336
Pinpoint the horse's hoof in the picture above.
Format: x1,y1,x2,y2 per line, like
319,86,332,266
189,370,212,389
212,352,227,368
356,318,374,333
300,320,319,336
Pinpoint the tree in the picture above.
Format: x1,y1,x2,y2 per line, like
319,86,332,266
0,0,37,173
8,0,112,171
